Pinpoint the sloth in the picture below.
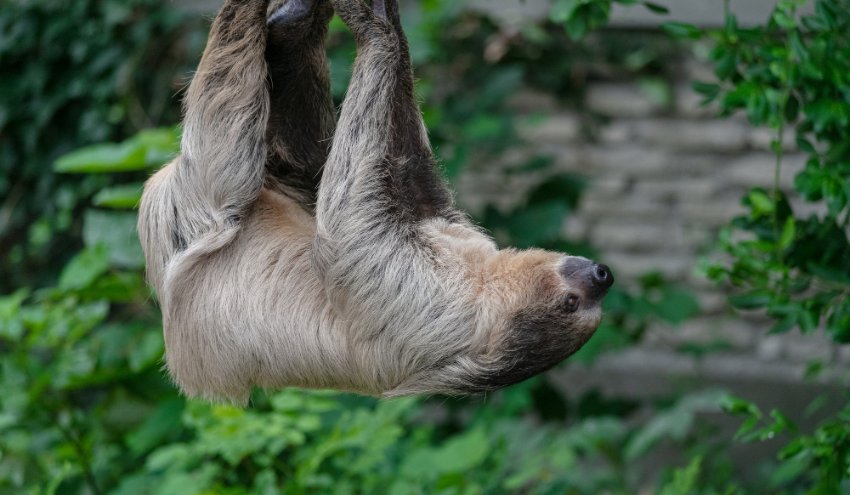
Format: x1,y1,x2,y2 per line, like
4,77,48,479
138,0,614,404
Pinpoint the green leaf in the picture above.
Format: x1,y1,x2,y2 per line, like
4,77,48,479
501,202,569,247
747,190,776,216
659,456,702,495
653,288,700,324
721,396,762,417
550,0,582,23
661,22,701,39
58,245,111,291
401,428,489,478
92,183,144,209
54,127,179,173
126,398,185,455
773,10,798,29
82,209,144,269
642,2,669,14
526,173,586,208
565,14,590,40
729,290,772,310
571,321,633,363
54,140,148,173
626,391,726,460
691,81,720,100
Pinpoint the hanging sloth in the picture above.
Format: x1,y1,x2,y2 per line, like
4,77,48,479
138,0,614,404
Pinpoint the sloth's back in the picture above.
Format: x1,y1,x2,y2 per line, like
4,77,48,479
144,167,352,402
198,188,357,396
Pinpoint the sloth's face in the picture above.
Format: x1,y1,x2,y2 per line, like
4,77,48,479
473,252,614,389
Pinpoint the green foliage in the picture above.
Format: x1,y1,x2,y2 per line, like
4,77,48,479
723,396,850,492
549,0,669,40
687,0,850,492
0,132,174,493
0,0,200,292
696,0,850,341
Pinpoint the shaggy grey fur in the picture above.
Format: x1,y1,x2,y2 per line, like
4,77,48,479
138,0,614,404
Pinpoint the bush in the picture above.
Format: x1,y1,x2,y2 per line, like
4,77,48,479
0,0,202,291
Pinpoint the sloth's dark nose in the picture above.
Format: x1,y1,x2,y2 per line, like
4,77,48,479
560,257,614,300
592,264,614,289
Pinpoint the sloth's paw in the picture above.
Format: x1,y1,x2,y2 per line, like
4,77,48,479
267,0,332,41
332,0,400,43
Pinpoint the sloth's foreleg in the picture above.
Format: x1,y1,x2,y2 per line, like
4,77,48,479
265,0,336,202
317,0,454,240
140,0,272,288
175,0,271,235
312,0,473,388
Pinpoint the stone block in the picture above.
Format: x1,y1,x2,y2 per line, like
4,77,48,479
583,146,672,175
633,177,717,202
662,317,759,350
517,114,581,144
586,83,661,118
597,121,634,144
680,200,746,225
720,153,805,189
782,331,836,363
634,119,751,152
592,219,683,251
757,335,785,361
675,85,719,118
749,127,799,152
506,89,559,112
599,251,693,280
581,194,661,219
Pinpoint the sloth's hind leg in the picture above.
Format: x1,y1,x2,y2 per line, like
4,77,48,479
265,0,335,204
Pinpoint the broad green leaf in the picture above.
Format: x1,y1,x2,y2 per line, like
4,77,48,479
126,398,185,455
653,288,700,324
659,456,703,495
92,183,144,209
661,22,701,39
729,290,772,310
549,0,582,23
82,209,144,268
54,127,179,173
625,390,726,460
58,244,110,291
571,321,632,363
748,190,776,216
691,81,720,101
54,140,148,173
642,2,669,14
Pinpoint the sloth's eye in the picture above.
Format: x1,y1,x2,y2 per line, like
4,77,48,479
564,294,580,313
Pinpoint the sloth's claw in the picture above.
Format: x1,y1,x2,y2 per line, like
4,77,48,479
373,0,386,19
268,0,312,26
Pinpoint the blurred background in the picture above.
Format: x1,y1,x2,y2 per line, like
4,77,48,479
1,0,848,493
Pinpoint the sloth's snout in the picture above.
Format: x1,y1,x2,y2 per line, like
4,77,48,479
560,257,615,300
591,264,614,291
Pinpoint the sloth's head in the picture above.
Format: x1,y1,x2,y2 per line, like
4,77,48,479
386,250,614,396
469,251,614,389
